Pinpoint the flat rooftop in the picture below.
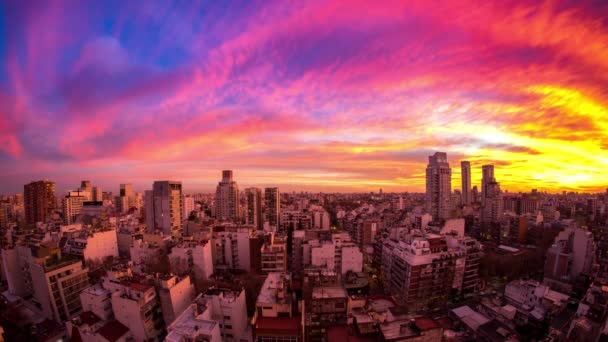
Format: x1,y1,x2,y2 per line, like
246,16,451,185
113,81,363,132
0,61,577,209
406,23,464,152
257,272,291,305
312,286,348,299
168,304,217,339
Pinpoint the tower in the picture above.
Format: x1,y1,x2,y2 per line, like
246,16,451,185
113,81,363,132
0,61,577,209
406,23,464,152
461,161,471,205
425,152,452,221
215,170,240,221
264,187,280,228
24,180,56,225
145,181,183,236
245,187,263,230
481,165,495,205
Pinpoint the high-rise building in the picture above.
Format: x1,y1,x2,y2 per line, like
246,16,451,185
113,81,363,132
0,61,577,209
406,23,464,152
214,170,239,221
461,161,471,205
425,152,452,221
62,190,89,224
264,187,280,228
481,165,495,205
145,181,183,236
80,180,92,191
13,242,90,322
120,183,133,197
92,186,103,202
24,180,56,225
183,195,196,219
482,181,504,223
116,183,136,214
244,187,263,230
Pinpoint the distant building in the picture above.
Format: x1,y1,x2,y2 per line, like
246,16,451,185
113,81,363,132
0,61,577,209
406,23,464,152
264,187,280,228
62,190,90,225
215,170,240,221
482,181,504,223
461,161,471,205
425,152,452,221
24,180,56,225
481,165,495,203
183,194,196,220
115,183,137,214
145,181,183,237
245,188,263,230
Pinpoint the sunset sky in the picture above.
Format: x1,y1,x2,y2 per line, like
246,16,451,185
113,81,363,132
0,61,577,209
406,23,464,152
1,0,608,194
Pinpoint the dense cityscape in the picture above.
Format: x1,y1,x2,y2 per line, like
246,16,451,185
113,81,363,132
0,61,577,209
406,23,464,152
0,152,606,341
3,1,608,341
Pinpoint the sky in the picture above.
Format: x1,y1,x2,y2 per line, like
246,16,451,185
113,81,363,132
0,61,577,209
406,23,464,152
1,0,608,194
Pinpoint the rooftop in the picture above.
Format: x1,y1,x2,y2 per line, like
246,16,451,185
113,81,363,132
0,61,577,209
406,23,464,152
168,304,218,339
96,320,130,342
255,316,300,333
257,272,291,305
312,286,348,299
452,305,491,331
82,283,110,297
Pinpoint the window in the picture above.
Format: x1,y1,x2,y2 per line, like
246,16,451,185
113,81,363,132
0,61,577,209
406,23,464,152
335,302,345,309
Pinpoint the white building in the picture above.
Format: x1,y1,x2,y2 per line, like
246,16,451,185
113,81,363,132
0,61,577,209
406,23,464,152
213,225,252,271
80,283,113,320
341,245,363,274
203,287,251,342
102,269,165,341
63,190,90,224
169,239,214,283
255,272,293,318
130,239,163,273
166,295,222,342
183,195,196,220
157,275,195,326
63,228,119,264
18,242,90,322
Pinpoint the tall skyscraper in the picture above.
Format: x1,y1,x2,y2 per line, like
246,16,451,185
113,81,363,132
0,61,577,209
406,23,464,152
425,152,452,221
214,170,239,221
244,187,263,230
145,181,183,236
481,164,495,205
264,187,280,228
461,161,471,205
24,180,56,225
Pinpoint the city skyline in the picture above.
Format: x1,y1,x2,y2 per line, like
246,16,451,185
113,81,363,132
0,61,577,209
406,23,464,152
2,1,608,194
